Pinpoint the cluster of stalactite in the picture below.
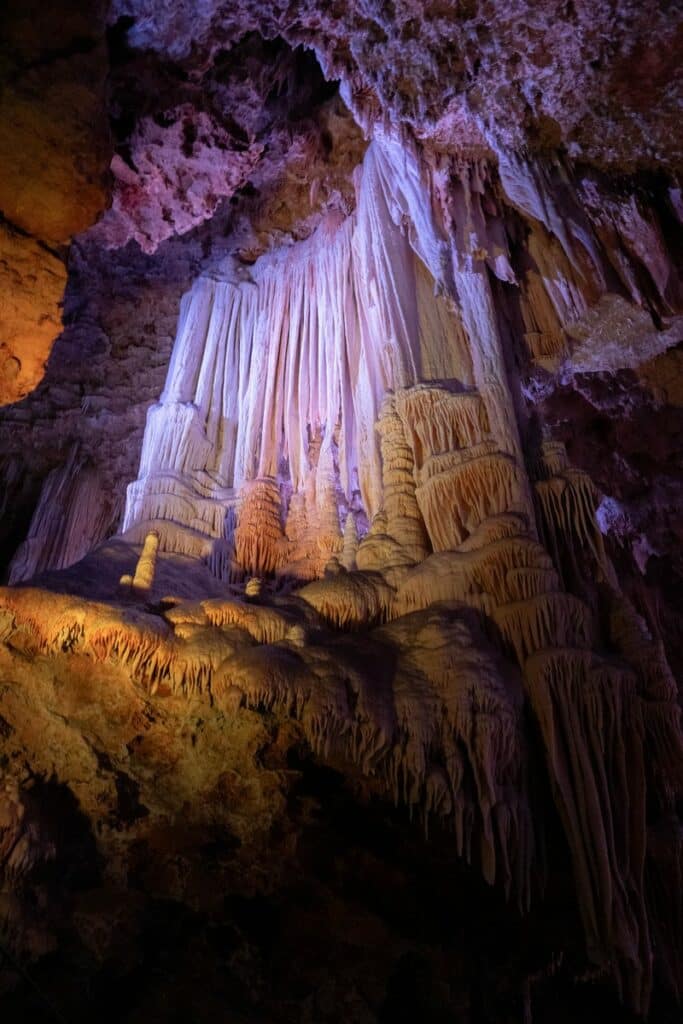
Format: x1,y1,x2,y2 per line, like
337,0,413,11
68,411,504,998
3,126,682,1016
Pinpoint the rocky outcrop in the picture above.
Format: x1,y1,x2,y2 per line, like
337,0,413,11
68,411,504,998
0,582,659,1024
0,0,111,402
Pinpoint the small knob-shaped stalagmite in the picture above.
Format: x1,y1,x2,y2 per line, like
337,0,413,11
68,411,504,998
131,530,160,594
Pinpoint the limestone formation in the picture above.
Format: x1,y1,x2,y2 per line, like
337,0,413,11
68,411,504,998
131,531,160,594
234,478,284,577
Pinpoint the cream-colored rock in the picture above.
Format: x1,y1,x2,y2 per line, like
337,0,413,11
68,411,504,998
416,450,526,551
298,571,394,630
132,531,160,594
375,394,428,562
340,513,359,571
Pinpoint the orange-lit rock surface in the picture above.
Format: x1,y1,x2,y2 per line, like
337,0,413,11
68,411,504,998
0,228,66,404
0,0,110,403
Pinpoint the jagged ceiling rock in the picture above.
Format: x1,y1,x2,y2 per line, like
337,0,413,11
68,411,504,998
109,0,683,169
90,108,263,253
1,0,681,402
94,32,364,253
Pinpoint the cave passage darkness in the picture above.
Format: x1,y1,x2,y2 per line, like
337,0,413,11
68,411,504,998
0,2,682,1022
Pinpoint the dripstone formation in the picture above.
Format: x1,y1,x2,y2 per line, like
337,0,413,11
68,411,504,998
0,3,682,1022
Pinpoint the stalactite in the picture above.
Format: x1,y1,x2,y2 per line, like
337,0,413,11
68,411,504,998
535,468,614,585
525,648,651,1014
525,221,592,328
416,450,526,551
119,139,484,586
392,535,555,618
121,141,471,581
3,116,678,1019
495,150,603,290
394,384,491,463
519,252,569,371
452,260,525,460
492,592,594,667
9,448,115,585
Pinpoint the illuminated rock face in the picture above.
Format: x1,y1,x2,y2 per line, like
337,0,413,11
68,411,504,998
1,6,682,1021
122,139,471,580
3,122,679,1016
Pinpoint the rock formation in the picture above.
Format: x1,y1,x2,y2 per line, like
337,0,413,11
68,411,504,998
0,3,682,1021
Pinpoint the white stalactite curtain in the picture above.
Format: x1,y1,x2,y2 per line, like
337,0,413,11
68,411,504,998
123,138,471,539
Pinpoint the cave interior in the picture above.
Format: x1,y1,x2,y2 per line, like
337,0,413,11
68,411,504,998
0,2,682,1022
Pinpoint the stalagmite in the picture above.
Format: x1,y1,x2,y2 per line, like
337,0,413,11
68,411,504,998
233,478,284,577
313,442,344,560
355,510,416,587
341,513,359,571
375,393,429,562
131,531,160,594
